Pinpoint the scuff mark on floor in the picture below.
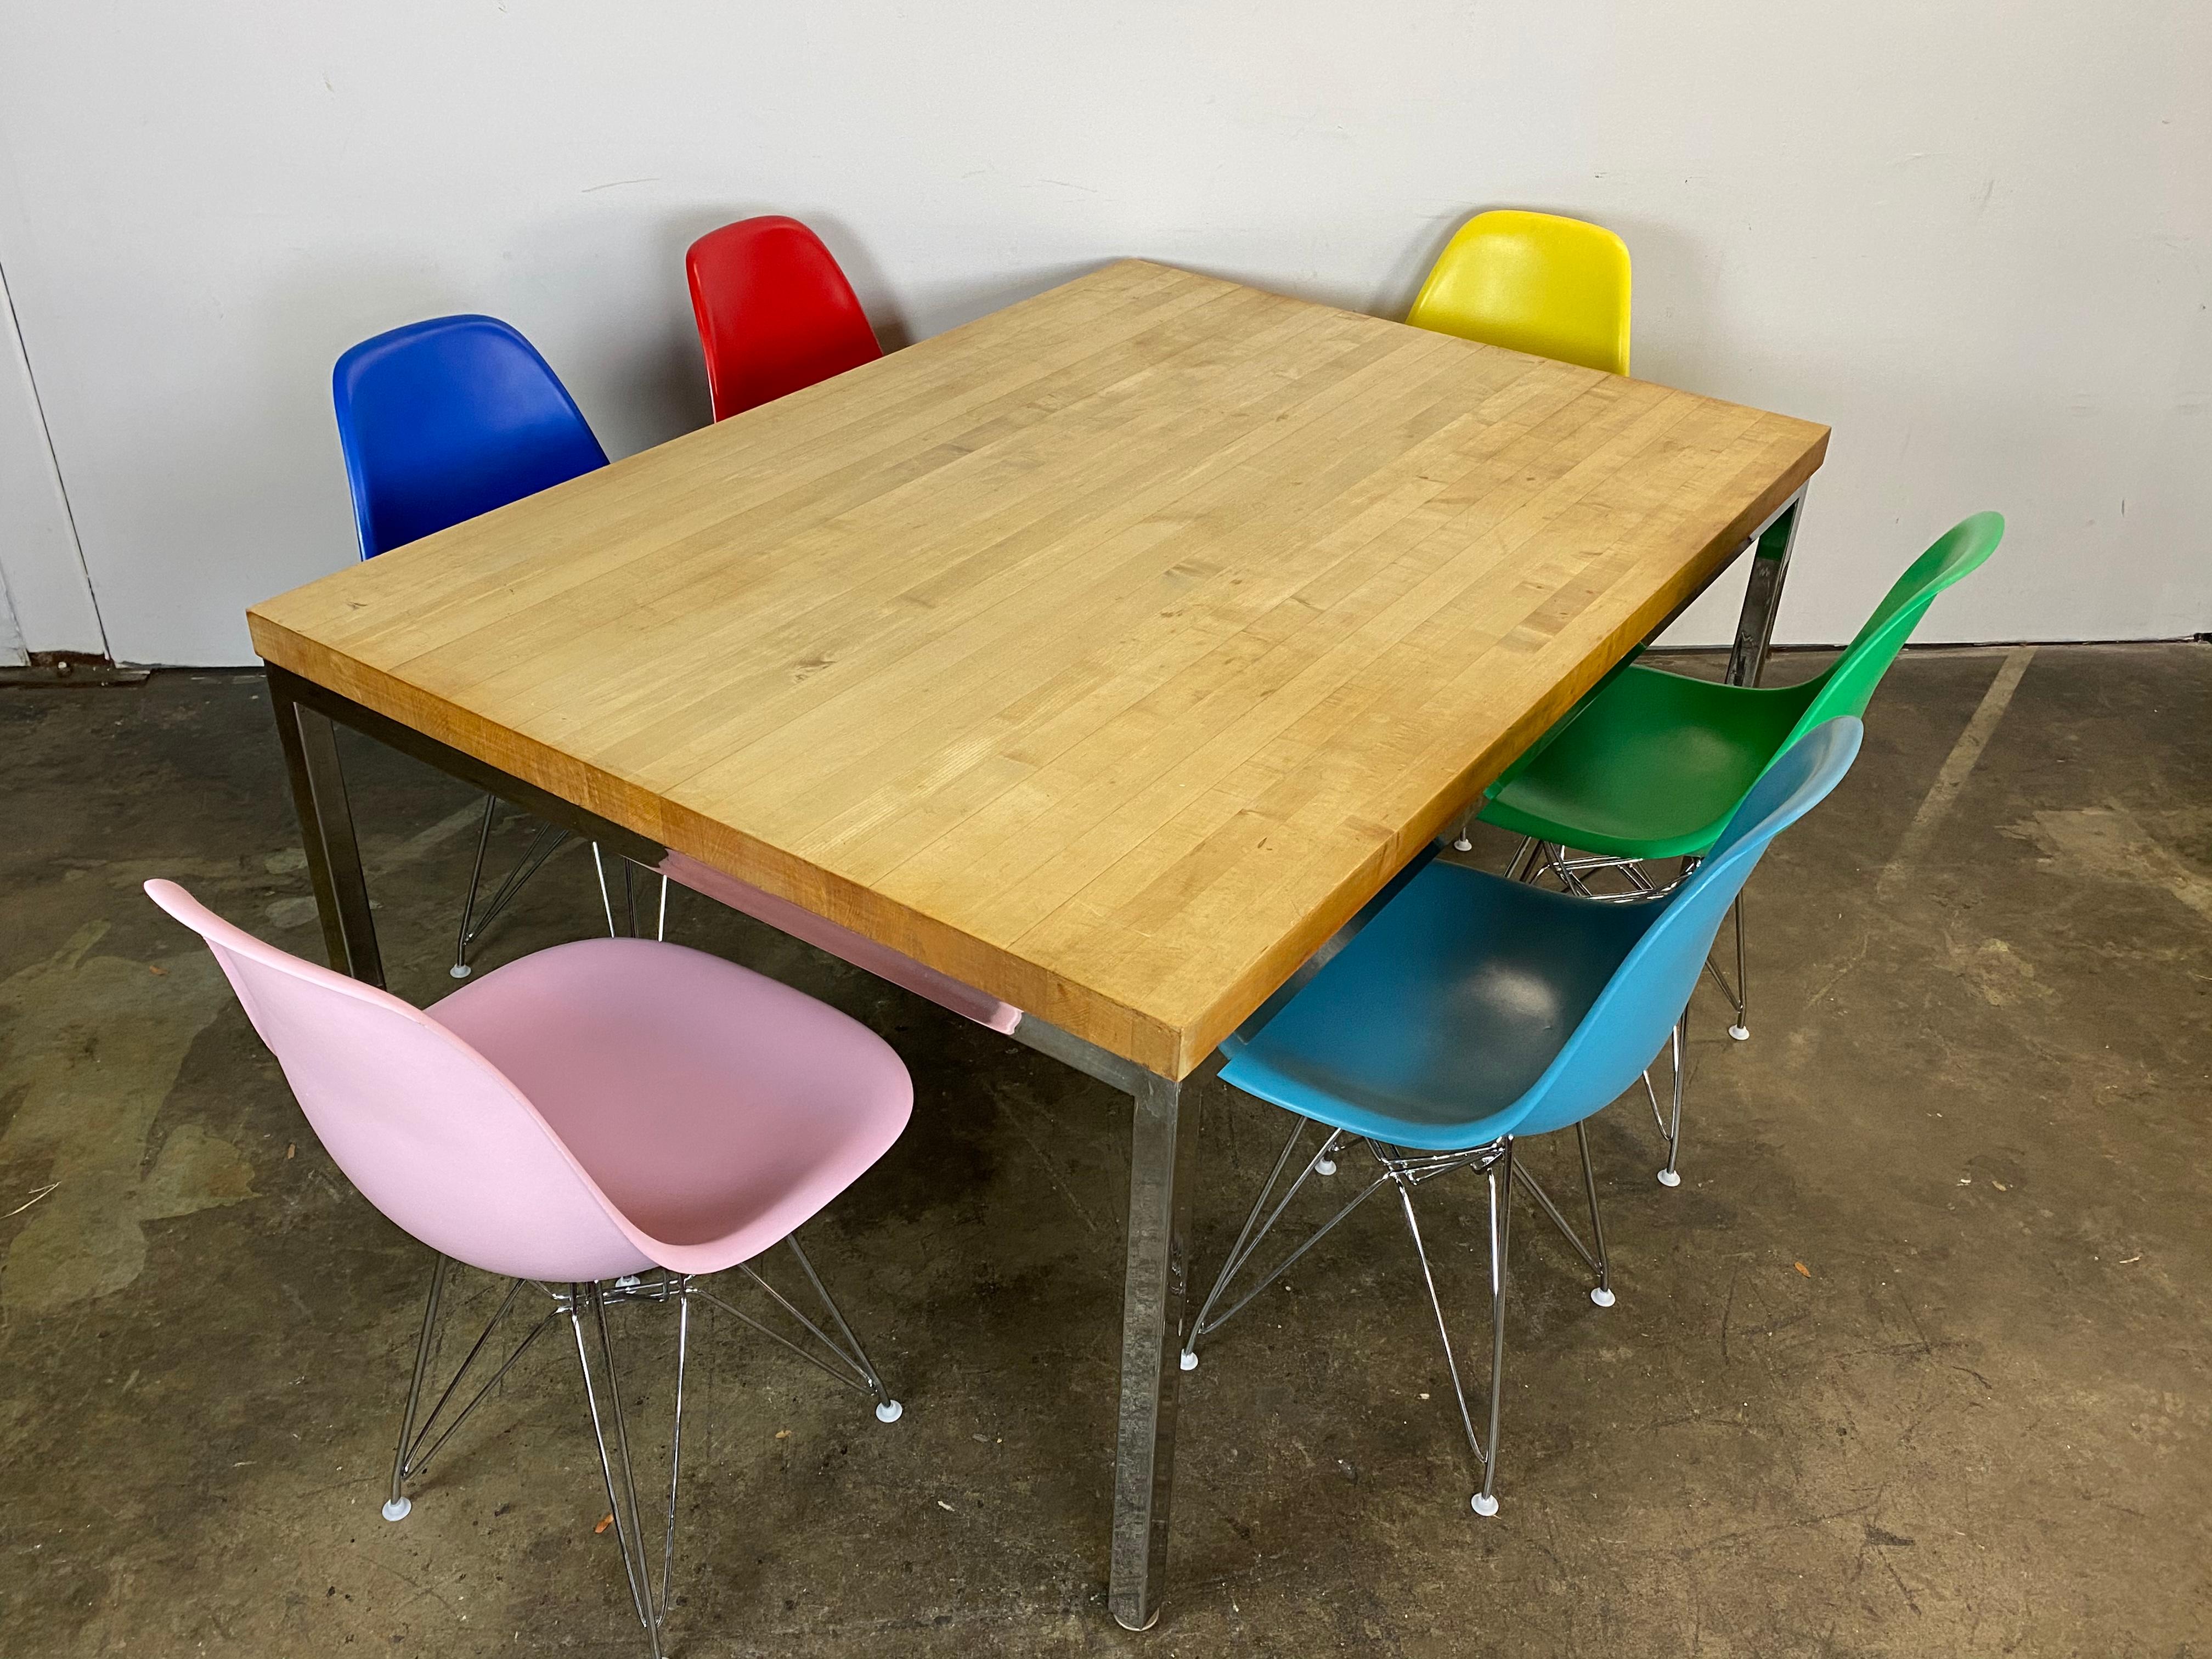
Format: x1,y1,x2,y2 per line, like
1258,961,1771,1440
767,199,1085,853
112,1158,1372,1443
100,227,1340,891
2003,805,2212,922
0,922,255,1315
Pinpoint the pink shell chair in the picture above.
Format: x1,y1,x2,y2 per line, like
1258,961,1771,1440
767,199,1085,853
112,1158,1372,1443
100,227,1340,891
144,880,913,1657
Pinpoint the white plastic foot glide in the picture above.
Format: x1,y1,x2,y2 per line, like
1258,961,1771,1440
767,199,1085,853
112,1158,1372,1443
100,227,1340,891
1470,1492,1499,1516
448,963,473,979
1452,837,1474,853
1178,1350,1199,1372
381,1497,411,1522
874,1399,903,1424
1590,1286,1616,1308
1656,1167,1682,1188
1314,1156,1338,1176
1729,1024,1750,1042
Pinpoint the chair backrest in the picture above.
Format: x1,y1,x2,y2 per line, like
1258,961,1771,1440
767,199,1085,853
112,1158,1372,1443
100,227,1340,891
1513,718,1863,1136
143,881,650,1283
1782,511,2005,748
685,216,883,421
332,314,609,560
1406,210,1632,375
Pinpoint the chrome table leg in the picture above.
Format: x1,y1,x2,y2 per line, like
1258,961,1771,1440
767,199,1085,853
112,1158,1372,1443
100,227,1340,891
1107,1069,1199,1632
1726,489,1804,690
269,681,383,987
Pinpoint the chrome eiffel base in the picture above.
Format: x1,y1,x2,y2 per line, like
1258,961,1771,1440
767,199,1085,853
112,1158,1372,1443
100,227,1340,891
381,1237,899,1656
1182,1114,1618,1515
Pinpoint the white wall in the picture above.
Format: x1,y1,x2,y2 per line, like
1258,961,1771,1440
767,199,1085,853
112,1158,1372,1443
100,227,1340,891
0,1,2204,664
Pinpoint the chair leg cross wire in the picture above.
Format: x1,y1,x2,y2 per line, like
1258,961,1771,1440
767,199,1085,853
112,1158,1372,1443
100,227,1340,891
449,795,573,979
382,1237,901,1658
1498,834,1720,1184
1179,1115,1616,1516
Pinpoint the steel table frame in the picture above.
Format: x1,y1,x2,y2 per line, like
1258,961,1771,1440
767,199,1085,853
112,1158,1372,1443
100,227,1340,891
262,483,1803,1633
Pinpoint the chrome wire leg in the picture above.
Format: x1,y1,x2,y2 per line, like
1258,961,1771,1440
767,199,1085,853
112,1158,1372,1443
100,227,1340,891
690,1237,903,1421
1395,1137,1513,1515
1575,1122,1614,1306
1180,1121,1380,1370
781,1235,902,1421
571,1282,663,1655
1730,896,1748,1040
1657,1017,1686,1187
590,847,669,943
1185,1114,1314,1359
1508,1131,1615,1309
1544,844,1596,896
1699,895,1750,1037
592,843,619,936
1182,1117,1344,1363
451,801,571,978
385,1269,557,1518
408,1300,555,1483
1480,1141,1513,1514
450,796,498,979
384,1256,450,1521
660,1290,690,1620
1504,835,1541,883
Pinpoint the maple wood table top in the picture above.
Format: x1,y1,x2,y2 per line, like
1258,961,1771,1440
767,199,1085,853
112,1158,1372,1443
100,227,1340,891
251,258,1827,1079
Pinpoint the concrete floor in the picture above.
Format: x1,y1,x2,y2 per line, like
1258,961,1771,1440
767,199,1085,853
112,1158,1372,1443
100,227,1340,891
1,644,2207,1657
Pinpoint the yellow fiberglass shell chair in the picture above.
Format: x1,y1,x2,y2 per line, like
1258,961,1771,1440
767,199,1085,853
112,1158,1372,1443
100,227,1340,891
1406,210,1632,375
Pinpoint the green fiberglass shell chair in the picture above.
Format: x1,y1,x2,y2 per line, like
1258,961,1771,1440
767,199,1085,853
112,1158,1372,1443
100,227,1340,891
1482,512,2001,859
1471,511,2002,1177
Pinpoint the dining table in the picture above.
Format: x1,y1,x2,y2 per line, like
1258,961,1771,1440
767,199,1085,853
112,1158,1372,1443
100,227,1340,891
248,257,1827,1630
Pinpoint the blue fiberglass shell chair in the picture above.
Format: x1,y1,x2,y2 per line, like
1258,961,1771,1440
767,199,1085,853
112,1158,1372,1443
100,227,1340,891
332,315,635,975
334,315,610,561
1182,718,1864,1516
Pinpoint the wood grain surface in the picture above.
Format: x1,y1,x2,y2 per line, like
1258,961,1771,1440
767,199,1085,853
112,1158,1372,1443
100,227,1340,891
252,259,1827,1077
